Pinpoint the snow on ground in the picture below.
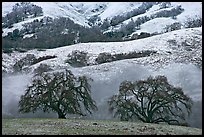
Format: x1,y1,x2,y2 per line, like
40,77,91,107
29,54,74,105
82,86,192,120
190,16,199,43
2,2,92,37
171,2,202,24
147,4,161,12
23,33,34,39
2,2,202,36
69,2,108,18
33,2,90,27
2,16,44,37
105,2,202,35
106,6,176,33
2,2,18,17
134,17,178,34
99,2,142,20
2,27,202,74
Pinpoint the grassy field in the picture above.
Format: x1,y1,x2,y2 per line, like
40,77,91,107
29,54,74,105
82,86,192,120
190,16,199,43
2,118,202,135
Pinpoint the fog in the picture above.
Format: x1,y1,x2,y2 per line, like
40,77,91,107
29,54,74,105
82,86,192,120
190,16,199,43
2,73,57,118
2,63,202,128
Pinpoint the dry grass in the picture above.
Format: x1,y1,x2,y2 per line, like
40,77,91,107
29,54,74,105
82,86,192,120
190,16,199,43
2,118,202,135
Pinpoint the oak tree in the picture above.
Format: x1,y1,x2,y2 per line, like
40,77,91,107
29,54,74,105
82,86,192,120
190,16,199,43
19,69,97,119
108,75,192,126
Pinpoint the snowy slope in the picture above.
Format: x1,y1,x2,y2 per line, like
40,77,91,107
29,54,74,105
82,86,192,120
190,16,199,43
104,2,202,35
2,2,141,27
98,2,142,20
33,2,89,26
2,16,45,37
2,27,202,103
2,2,89,37
2,2,18,16
2,2,141,37
132,17,178,34
3,27,202,74
3,2,202,37
171,2,202,23
2,2,142,21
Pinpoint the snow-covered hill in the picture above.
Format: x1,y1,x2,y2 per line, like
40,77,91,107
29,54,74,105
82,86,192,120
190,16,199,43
2,2,142,22
2,27,202,74
105,2,202,35
2,2,142,35
2,2,202,37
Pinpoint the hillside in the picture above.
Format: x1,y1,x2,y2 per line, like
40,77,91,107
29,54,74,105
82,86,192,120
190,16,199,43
2,2,202,49
2,118,202,135
2,27,202,73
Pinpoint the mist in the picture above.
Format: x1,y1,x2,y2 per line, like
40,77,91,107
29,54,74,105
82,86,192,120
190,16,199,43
2,63,202,128
2,73,57,118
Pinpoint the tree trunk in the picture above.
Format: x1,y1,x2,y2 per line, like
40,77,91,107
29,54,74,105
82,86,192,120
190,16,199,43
57,111,66,119
56,102,66,119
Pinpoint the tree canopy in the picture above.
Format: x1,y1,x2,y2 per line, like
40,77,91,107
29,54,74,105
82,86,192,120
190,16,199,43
108,75,193,126
18,69,97,119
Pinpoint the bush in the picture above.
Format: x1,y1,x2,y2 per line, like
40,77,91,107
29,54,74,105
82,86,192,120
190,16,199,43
2,48,13,53
95,52,114,64
65,50,89,67
164,22,182,32
33,63,53,75
13,54,57,72
13,54,36,72
184,17,202,28
31,55,57,65
95,50,157,64
138,32,151,39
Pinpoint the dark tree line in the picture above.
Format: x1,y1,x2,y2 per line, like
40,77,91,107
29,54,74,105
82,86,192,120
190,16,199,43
2,17,110,51
64,50,157,67
95,50,157,64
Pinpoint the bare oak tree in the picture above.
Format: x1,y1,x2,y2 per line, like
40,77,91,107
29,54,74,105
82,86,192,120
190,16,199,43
19,69,97,119
108,75,193,126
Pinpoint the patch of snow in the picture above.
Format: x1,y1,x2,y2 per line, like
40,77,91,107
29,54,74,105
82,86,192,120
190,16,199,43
2,16,44,37
147,4,161,12
171,2,202,24
105,2,202,35
23,33,34,39
135,17,178,34
33,2,90,27
105,6,177,33
2,2,18,17
99,2,142,20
